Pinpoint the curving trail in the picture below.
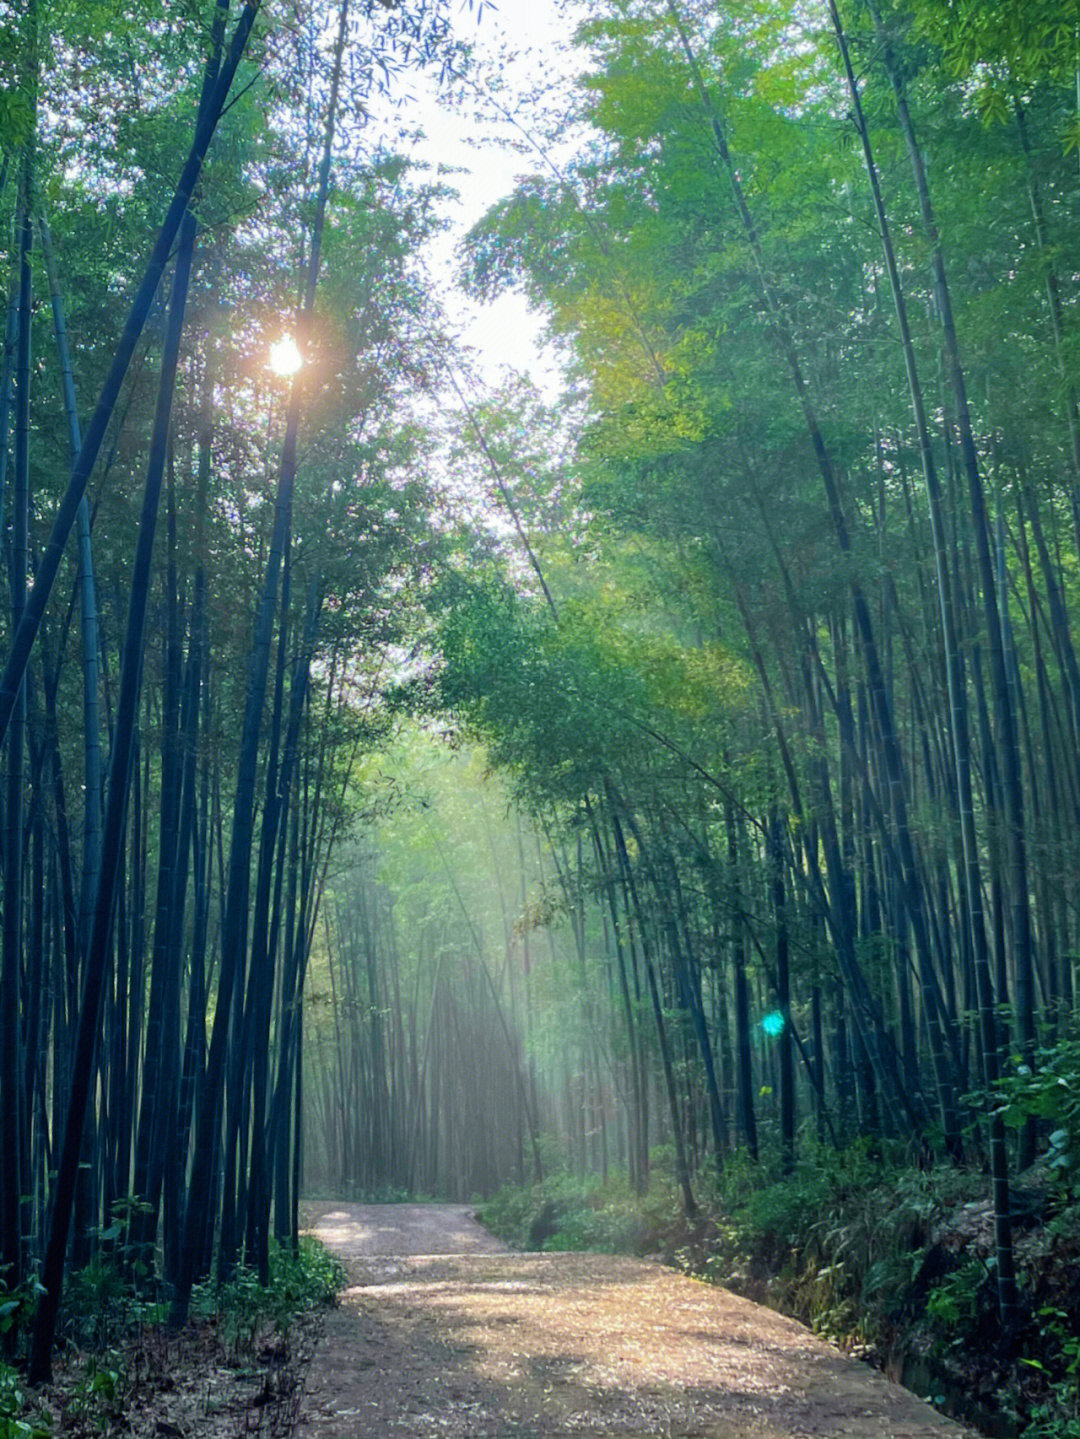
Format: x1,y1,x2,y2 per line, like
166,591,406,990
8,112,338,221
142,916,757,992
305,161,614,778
295,1201,975,1439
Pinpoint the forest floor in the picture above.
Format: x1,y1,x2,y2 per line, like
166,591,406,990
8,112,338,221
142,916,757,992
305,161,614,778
293,1201,978,1439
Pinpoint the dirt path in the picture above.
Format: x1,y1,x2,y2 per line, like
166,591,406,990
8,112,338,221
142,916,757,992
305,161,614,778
295,1202,976,1438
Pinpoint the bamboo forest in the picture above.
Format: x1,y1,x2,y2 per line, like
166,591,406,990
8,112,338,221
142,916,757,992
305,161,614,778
2,0,1080,1435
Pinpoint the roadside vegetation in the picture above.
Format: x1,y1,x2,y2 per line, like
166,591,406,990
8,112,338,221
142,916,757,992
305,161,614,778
0,1236,344,1438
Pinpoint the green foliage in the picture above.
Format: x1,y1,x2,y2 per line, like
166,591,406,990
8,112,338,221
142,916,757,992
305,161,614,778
0,1272,44,1347
0,1235,343,1438
0,1240,344,1436
191,1238,345,1357
1021,1409,1080,1439
65,1258,150,1352
61,1199,165,1349
192,1266,266,1360
478,1163,684,1256
904,0,1080,87
990,1040,1080,1194
0,1362,50,1439
1024,1305,1080,1382
671,1145,998,1356
1021,1302,1080,1438
432,563,751,823
478,1180,540,1247
264,1238,347,1329
925,1259,989,1336
66,1354,127,1434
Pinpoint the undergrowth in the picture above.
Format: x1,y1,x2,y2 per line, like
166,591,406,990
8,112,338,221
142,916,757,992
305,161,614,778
0,1236,344,1437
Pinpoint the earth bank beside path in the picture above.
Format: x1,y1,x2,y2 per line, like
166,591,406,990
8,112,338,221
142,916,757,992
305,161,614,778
296,1201,976,1439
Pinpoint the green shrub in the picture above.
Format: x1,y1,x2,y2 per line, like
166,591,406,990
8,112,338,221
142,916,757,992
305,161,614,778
65,1353,127,1433
477,1166,680,1255
925,1259,990,1337
991,1040,1080,1196
267,1237,346,1326
0,1362,50,1439
192,1237,345,1357
477,1181,542,1247
0,1272,45,1353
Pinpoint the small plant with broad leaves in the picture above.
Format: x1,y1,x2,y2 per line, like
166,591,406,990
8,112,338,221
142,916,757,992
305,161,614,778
64,1354,126,1434
0,1362,51,1439
990,1040,1080,1196
925,1259,991,1342
0,1272,45,1347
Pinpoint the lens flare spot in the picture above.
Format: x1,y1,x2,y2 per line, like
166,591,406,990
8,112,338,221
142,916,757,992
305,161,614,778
269,335,303,377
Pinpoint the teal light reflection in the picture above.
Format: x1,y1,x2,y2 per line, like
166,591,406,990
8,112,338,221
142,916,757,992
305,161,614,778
760,1010,786,1037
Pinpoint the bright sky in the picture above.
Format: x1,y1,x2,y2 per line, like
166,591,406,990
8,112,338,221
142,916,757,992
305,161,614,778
387,0,577,396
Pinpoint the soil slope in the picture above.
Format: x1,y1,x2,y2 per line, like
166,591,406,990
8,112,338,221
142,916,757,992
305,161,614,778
295,1201,977,1439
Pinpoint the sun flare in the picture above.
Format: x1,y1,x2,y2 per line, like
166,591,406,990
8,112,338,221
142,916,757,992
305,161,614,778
269,334,303,377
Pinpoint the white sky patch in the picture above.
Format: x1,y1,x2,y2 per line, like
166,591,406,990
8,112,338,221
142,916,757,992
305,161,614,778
369,0,580,398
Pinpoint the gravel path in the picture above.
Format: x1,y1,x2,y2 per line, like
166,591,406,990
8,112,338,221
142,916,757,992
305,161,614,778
295,1201,976,1439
